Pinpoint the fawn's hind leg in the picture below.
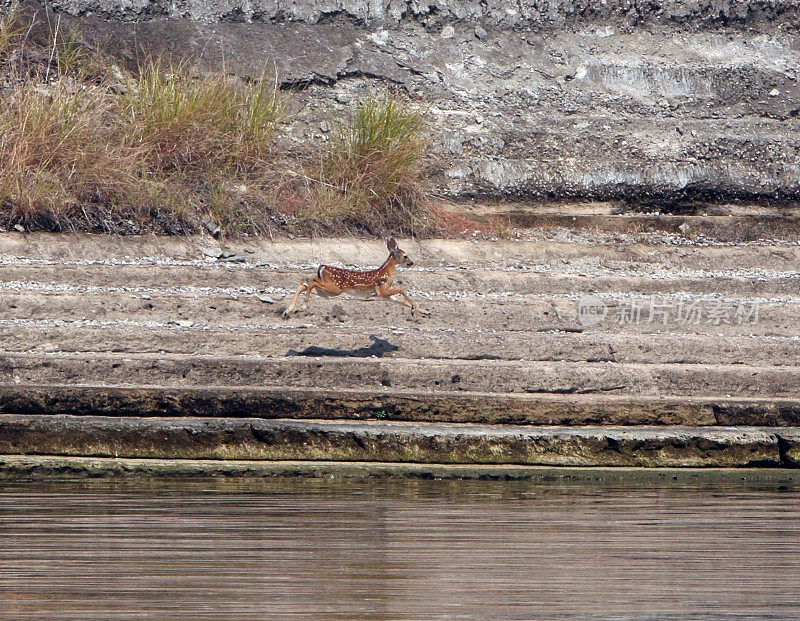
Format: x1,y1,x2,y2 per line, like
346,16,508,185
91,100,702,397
298,277,326,312
283,277,340,318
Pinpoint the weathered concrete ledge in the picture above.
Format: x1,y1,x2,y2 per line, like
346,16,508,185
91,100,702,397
1,384,800,427
33,0,800,29
6,356,800,400
1,415,797,467
1,455,798,486
491,214,800,241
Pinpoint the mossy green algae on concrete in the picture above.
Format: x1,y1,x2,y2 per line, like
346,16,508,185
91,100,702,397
0,415,791,467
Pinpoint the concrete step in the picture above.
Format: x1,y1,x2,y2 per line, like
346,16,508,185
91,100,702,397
2,237,795,347
2,261,798,296
468,213,800,242
1,291,795,331
2,324,800,365
1,415,797,468
0,233,796,447
3,234,800,272
0,383,798,426
3,354,800,400
2,454,798,482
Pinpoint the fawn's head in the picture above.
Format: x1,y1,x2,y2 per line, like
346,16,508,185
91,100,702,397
387,238,413,266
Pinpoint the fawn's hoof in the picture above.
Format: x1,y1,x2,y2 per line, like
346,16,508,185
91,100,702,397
413,307,431,316
281,310,292,319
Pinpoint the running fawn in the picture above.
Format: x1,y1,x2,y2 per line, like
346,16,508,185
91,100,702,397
282,238,430,318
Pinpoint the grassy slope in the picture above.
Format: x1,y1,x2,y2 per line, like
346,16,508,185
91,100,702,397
0,9,480,238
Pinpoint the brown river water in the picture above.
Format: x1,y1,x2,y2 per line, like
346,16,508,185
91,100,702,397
0,475,798,620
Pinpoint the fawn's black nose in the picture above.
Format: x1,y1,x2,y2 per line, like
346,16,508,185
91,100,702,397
406,259,414,266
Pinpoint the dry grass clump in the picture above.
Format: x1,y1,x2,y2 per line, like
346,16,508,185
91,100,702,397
0,7,441,237
0,8,23,59
309,95,429,235
0,12,288,234
116,59,287,232
0,79,140,229
119,59,284,174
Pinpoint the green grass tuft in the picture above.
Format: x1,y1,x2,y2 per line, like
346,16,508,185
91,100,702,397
55,28,88,76
0,8,23,60
118,58,284,175
311,95,429,235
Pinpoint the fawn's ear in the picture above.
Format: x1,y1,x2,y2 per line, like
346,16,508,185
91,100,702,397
387,238,398,255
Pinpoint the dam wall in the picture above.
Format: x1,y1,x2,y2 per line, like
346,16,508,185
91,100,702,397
7,0,800,202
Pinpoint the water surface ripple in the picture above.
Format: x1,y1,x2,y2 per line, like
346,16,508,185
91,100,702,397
0,478,798,619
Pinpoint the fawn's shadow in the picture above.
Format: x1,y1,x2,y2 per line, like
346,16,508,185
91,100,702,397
286,335,399,358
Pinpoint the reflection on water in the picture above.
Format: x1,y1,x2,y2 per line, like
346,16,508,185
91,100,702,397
0,476,799,619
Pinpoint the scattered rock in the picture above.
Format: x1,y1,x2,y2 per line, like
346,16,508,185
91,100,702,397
368,30,389,46
107,64,129,94
202,217,221,238
168,320,194,328
330,304,349,322
257,294,275,304
13,224,25,233
474,25,487,40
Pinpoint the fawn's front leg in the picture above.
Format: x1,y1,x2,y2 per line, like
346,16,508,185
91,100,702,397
283,281,309,318
377,284,430,315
